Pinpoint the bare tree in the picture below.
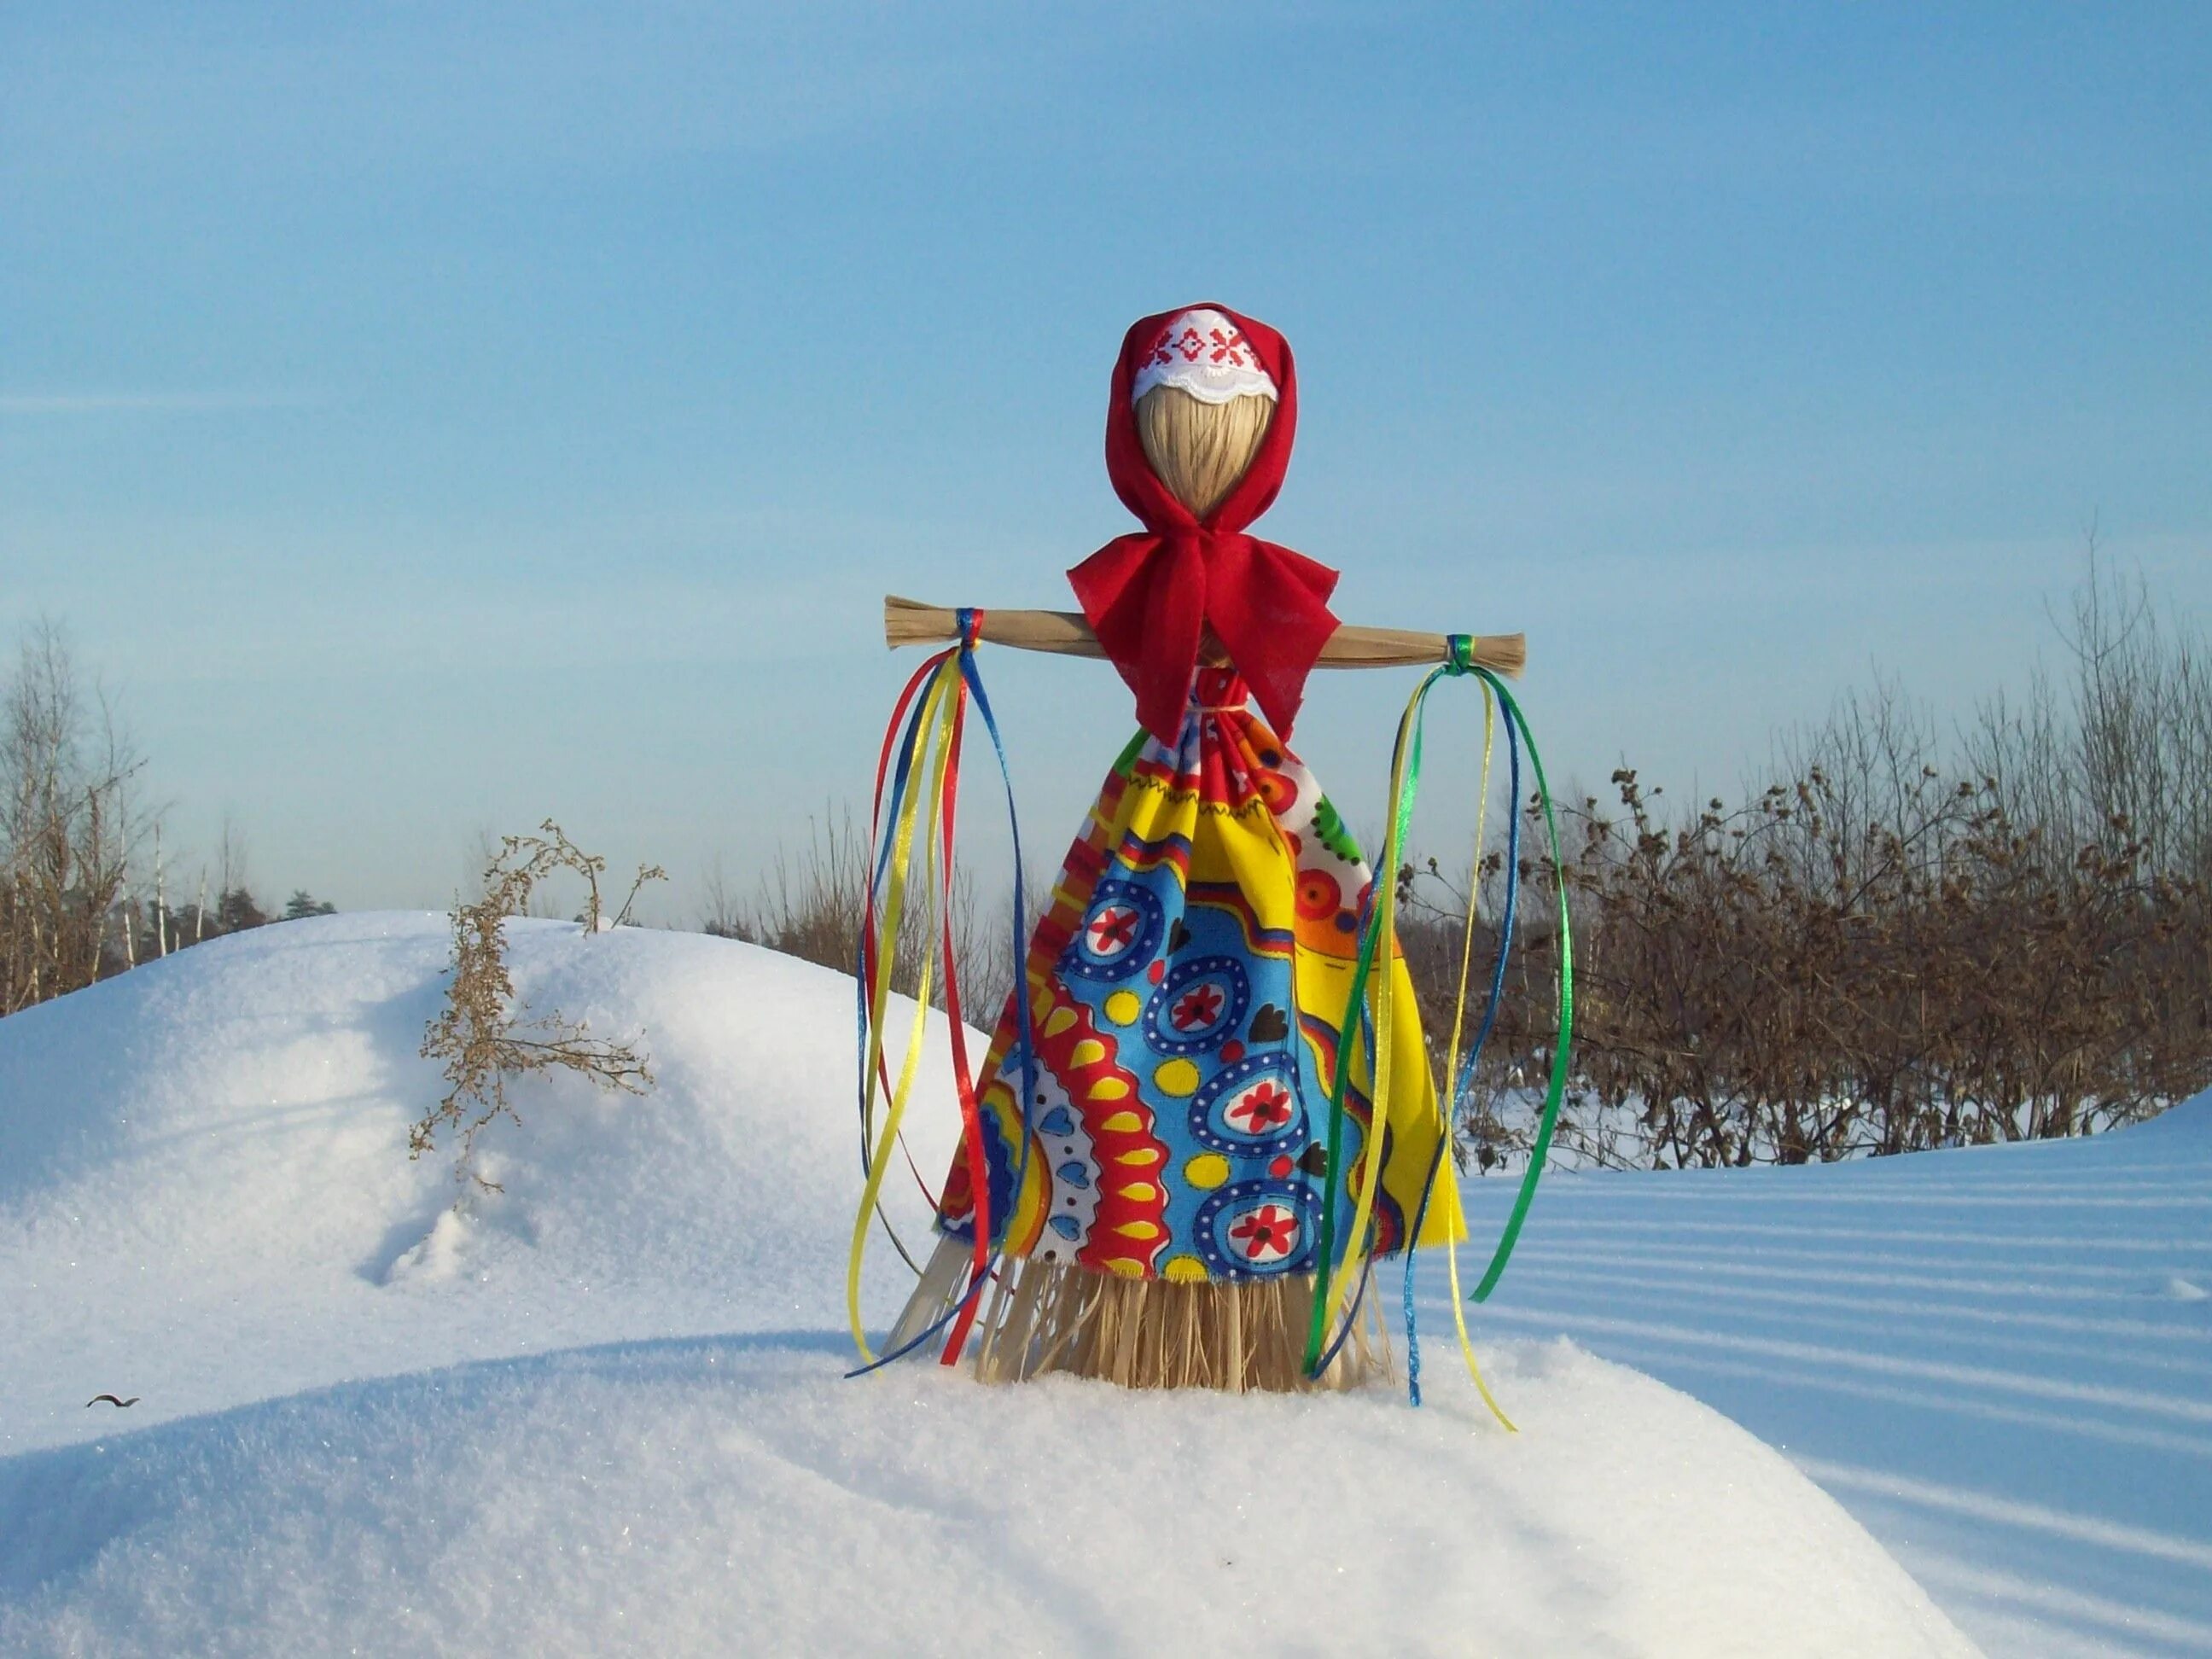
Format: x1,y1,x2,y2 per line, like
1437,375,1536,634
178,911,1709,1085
0,621,145,1011
2058,544,2212,879
1966,541,2212,881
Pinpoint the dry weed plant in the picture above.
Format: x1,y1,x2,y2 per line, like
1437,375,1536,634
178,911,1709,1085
414,821,666,1193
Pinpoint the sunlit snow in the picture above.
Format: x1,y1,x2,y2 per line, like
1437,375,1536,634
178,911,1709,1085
2,913,2196,1652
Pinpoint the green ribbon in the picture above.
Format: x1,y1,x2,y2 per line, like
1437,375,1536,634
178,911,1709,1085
1301,644,1574,1375
1465,668,1573,1303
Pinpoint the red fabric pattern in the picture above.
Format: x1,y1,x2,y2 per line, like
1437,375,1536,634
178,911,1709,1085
1141,318,1257,371
1067,304,1342,742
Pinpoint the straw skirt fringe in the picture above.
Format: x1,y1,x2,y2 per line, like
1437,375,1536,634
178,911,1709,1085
889,1236,1389,1394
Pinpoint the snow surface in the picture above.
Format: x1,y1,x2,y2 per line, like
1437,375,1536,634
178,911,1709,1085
1454,1093,2212,1656
3,1339,1970,1656
0,913,1997,1653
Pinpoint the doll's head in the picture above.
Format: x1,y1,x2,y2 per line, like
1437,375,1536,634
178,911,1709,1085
1082,304,1329,741
1134,386,1274,518
1129,307,1282,519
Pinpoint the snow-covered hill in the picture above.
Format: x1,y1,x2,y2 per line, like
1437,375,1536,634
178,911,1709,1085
0,913,963,1448
0,913,2017,1653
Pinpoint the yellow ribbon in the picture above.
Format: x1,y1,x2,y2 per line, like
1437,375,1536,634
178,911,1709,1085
1320,674,1516,1429
1439,694,1516,1430
846,659,959,1364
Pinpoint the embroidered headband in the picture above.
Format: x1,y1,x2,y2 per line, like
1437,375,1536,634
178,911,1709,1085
1130,307,1281,406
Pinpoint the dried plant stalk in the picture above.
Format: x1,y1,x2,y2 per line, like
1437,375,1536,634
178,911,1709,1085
413,820,662,1193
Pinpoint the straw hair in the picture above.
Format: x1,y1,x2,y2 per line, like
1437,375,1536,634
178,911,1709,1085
1136,386,1275,518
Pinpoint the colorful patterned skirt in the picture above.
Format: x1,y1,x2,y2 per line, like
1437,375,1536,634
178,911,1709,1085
896,668,1463,1389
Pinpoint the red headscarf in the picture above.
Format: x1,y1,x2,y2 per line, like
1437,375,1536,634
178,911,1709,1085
1067,304,1341,742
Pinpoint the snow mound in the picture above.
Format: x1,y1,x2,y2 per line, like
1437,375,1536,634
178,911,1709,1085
2,1340,1973,1657
0,914,1977,1654
0,912,961,1452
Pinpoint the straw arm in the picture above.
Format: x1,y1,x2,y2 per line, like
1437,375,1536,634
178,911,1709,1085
883,595,1526,677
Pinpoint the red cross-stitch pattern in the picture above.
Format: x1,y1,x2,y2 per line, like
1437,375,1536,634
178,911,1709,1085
1138,317,1255,379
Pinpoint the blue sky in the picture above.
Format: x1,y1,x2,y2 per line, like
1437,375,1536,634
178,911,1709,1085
3,3,2207,915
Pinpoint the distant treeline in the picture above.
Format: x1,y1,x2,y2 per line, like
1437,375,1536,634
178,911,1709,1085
9,555,2208,1171
0,620,334,1016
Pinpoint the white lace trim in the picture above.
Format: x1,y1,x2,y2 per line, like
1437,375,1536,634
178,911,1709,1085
1131,308,1279,405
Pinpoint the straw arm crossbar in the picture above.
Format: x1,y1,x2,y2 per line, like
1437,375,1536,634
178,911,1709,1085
884,595,1526,677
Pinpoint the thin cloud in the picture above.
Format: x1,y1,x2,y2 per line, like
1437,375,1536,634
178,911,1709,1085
0,392,322,415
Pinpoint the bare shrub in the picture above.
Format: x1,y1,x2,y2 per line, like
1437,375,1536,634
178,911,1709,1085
414,822,662,1193
1403,558,2212,1171
706,807,1021,1020
0,621,144,1012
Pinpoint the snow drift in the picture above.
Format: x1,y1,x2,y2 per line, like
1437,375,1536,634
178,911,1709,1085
3,1341,1970,1656
0,914,1976,1655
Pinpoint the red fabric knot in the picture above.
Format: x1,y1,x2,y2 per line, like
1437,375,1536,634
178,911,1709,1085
1193,666,1249,710
1068,304,1341,742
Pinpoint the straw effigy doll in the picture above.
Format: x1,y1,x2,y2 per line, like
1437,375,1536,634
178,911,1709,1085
882,304,1469,1393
